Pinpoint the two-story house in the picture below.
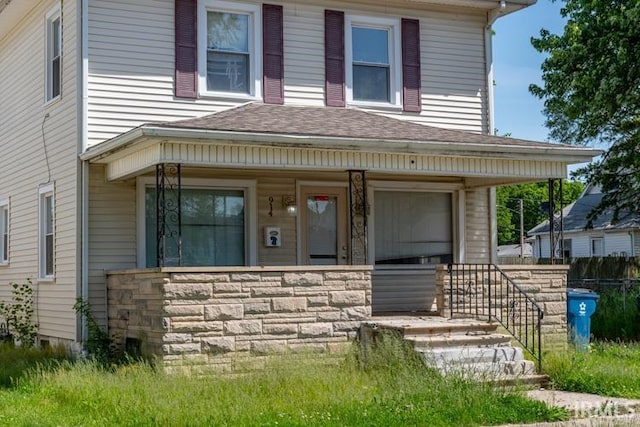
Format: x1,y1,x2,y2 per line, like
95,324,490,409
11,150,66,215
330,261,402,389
0,0,598,358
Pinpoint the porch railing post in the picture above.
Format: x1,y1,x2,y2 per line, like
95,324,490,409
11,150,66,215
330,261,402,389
448,263,453,318
487,264,492,321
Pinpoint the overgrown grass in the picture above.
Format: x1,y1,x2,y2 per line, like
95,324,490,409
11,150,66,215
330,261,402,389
591,287,640,341
0,334,567,426
0,343,70,388
545,341,640,398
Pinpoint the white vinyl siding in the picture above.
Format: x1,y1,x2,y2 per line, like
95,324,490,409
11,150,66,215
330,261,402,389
604,233,632,257
534,232,633,259
0,0,78,341
88,164,137,329
86,0,488,147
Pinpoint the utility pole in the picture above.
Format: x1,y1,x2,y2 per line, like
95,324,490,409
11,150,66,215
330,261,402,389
519,198,524,258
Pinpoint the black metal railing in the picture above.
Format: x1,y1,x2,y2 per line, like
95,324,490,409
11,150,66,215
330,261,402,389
447,263,544,371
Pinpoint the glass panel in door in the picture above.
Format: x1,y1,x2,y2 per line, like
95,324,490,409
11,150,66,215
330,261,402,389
301,187,348,265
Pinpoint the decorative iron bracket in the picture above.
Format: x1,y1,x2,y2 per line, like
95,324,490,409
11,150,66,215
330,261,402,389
348,170,368,265
156,163,182,267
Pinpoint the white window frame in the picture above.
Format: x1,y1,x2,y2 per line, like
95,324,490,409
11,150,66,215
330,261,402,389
345,15,402,108
136,177,257,268
590,237,604,257
45,3,62,103
39,183,55,281
0,198,8,266
366,181,463,267
198,0,262,100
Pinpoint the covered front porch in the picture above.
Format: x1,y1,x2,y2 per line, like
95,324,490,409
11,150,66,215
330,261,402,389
83,104,597,322
82,103,597,366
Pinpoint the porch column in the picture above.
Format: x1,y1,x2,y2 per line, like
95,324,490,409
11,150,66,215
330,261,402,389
547,178,564,264
156,163,182,267
348,170,368,264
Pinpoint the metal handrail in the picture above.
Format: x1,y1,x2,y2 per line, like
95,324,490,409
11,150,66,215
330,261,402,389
447,263,545,372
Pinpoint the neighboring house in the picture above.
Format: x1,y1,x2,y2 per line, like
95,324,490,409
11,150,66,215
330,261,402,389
497,243,532,258
530,185,640,259
0,0,599,355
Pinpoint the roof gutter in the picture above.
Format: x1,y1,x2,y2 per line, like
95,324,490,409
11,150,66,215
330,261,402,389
80,125,602,164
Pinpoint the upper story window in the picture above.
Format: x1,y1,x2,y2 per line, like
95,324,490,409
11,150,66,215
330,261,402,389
0,199,8,265
346,16,401,107
45,4,62,102
198,1,262,98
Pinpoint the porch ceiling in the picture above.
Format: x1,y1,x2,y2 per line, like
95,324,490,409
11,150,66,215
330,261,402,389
81,103,601,183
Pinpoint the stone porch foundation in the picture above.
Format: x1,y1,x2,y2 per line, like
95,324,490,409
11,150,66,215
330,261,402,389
435,264,569,351
107,266,372,371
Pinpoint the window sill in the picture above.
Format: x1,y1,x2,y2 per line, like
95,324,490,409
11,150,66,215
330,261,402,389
347,100,403,112
43,95,62,108
38,277,55,284
0,262,8,267
198,92,262,103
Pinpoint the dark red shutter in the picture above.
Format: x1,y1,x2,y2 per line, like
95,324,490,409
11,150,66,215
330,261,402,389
325,10,345,107
175,0,197,98
401,18,421,112
263,4,284,104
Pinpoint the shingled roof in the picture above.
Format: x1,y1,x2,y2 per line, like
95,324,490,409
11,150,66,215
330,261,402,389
152,102,568,149
529,192,640,234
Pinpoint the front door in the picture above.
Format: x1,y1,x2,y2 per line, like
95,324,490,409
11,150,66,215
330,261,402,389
300,186,348,265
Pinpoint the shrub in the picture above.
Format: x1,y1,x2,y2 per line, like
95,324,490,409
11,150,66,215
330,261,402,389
73,298,117,365
0,280,38,347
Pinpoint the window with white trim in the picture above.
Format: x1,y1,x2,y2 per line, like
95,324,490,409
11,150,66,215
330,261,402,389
0,199,8,265
45,4,62,102
591,237,604,257
139,178,256,267
198,1,262,98
39,184,55,280
346,15,401,106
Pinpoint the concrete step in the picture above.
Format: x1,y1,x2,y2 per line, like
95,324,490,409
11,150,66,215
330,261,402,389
491,374,549,388
428,359,537,380
374,320,498,337
407,333,512,349
420,345,524,365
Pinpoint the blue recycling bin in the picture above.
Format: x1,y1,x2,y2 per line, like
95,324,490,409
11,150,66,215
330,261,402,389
566,288,599,351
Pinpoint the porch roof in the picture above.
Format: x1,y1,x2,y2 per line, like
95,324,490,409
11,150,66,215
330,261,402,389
81,103,601,183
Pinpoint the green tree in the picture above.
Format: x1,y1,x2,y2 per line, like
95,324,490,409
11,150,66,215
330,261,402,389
497,180,583,245
529,0,640,223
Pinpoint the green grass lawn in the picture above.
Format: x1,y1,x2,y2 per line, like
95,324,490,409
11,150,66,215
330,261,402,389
0,337,567,426
545,341,640,399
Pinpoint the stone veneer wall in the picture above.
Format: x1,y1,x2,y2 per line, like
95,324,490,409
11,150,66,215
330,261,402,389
435,264,569,351
107,266,372,371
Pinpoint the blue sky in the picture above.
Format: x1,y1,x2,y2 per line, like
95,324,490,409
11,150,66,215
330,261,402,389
493,0,565,142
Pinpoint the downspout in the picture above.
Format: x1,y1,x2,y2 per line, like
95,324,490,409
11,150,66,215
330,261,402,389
485,1,506,263
79,0,90,343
